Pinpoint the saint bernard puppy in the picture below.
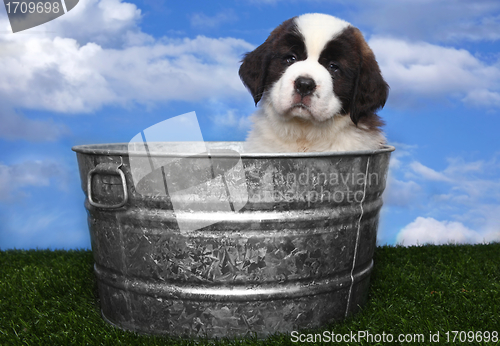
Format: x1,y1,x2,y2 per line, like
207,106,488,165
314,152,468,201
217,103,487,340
240,13,389,153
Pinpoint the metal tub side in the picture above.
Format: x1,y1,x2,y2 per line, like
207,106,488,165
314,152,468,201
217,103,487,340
72,142,393,338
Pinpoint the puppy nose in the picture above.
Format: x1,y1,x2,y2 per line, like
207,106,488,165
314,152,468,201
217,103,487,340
294,77,316,96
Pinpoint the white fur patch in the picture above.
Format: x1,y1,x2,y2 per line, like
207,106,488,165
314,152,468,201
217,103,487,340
269,58,342,122
295,13,350,60
245,103,385,153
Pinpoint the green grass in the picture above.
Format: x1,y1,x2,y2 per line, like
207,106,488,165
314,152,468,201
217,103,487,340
1,244,499,345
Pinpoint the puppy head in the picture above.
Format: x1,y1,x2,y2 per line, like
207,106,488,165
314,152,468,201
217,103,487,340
239,13,388,125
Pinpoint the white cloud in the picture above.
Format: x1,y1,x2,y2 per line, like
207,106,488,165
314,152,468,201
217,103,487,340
245,0,500,43
0,0,142,47
446,13,500,42
0,0,255,140
462,89,500,107
396,216,497,246
190,10,238,28
369,37,500,107
388,146,500,245
207,99,253,132
0,108,69,141
0,160,68,200
211,110,252,131
0,34,253,114
442,156,486,175
349,0,500,43
386,142,418,170
0,0,143,140
383,175,421,207
409,156,500,202
409,161,453,182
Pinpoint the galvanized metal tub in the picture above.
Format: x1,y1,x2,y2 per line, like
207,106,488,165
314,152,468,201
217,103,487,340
72,141,393,339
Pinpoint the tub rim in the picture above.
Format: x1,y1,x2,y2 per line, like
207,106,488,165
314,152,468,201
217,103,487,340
72,141,395,158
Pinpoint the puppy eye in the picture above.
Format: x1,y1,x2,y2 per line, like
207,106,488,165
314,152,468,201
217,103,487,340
284,54,297,65
328,62,340,72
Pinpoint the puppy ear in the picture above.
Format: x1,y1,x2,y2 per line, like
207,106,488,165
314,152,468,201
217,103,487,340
239,17,297,105
350,28,389,125
239,43,272,105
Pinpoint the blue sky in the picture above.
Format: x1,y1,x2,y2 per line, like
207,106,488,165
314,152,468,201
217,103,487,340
0,0,499,249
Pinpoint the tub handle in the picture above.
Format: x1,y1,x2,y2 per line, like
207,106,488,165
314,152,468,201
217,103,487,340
87,160,128,209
